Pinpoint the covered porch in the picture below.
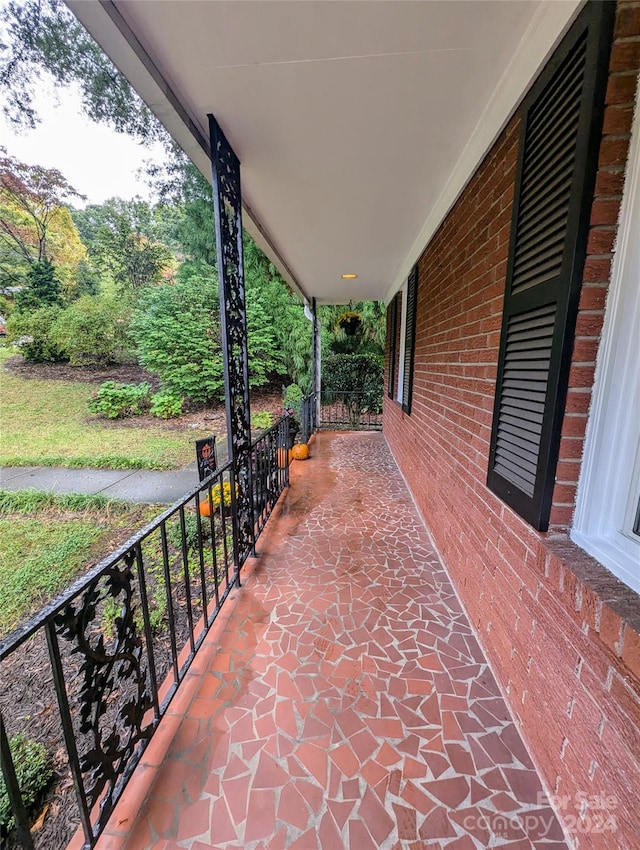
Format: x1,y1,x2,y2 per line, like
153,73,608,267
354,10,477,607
84,432,564,849
2,1,638,847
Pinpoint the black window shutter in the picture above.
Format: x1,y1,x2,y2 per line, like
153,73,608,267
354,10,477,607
402,266,418,414
387,295,398,399
487,2,614,532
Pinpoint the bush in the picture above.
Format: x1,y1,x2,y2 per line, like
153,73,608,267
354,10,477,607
50,296,127,366
251,411,273,431
322,353,383,410
0,295,14,318
283,383,303,417
150,390,184,419
167,510,200,551
130,276,224,404
6,306,66,362
0,733,53,833
87,381,151,419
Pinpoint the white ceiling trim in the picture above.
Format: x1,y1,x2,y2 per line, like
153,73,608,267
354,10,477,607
384,0,583,304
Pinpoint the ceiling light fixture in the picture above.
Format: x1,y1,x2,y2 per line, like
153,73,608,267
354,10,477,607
341,273,357,279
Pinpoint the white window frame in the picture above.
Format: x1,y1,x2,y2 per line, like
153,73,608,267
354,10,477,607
396,280,408,405
572,86,640,596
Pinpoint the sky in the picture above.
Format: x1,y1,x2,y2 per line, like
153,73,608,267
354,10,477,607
0,78,167,207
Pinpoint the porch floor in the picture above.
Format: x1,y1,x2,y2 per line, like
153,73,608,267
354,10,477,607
94,432,566,850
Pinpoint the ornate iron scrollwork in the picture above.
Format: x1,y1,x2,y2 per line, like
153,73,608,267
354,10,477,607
54,551,153,823
209,115,253,564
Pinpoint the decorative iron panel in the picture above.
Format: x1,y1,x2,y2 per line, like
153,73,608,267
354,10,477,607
52,554,154,830
208,114,253,564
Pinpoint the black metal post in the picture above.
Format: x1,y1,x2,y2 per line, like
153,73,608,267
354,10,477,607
312,297,321,429
208,114,254,566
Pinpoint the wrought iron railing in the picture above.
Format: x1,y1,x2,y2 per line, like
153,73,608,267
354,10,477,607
320,391,383,431
0,417,291,849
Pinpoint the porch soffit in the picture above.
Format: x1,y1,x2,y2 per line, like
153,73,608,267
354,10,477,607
66,0,582,306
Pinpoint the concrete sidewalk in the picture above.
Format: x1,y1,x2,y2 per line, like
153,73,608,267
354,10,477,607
0,463,200,504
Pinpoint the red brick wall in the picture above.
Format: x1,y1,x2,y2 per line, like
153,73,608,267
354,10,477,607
383,3,640,846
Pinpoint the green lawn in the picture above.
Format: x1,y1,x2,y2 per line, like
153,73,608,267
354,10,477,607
0,348,211,470
0,491,158,637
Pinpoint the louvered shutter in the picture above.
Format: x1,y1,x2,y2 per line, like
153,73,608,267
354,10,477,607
387,296,398,399
402,266,418,414
487,2,614,531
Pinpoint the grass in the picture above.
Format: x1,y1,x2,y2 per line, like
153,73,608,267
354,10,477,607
0,347,211,470
0,489,158,637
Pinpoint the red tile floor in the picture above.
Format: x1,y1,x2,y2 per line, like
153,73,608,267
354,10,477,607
92,432,567,850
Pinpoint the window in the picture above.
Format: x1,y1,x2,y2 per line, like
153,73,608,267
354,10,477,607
487,2,614,532
572,90,640,596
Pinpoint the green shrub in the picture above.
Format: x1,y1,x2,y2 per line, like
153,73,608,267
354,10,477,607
0,733,53,833
150,391,184,419
0,295,14,318
130,276,224,404
87,381,151,419
6,306,66,363
251,411,273,431
50,296,127,366
167,510,201,552
322,353,384,411
283,383,303,417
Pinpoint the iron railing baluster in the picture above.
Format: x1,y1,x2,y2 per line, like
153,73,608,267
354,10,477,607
178,507,196,656
159,522,179,684
44,622,94,848
207,485,221,612
134,544,160,723
194,498,209,627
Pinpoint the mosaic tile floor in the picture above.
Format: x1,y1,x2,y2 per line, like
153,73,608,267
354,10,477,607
95,432,567,850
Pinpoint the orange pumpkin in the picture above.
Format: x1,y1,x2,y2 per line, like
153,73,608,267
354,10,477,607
277,447,289,467
199,499,212,517
291,443,310,461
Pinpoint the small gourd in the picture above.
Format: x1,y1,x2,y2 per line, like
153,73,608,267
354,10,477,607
291,443,310,461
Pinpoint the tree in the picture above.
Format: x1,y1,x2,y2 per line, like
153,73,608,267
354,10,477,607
0,149,85,266
1,0,318,390
72,198,173,296
0,0,163,142
14,259,62,310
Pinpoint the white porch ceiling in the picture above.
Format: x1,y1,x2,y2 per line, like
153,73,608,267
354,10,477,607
67,0,581,305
